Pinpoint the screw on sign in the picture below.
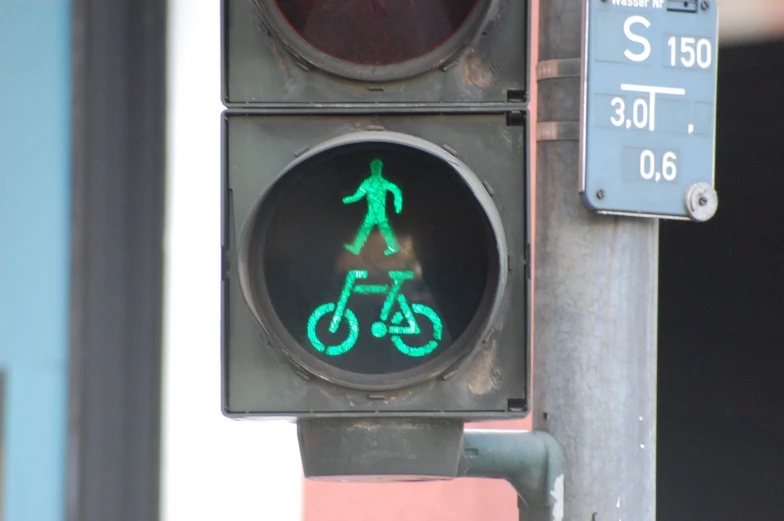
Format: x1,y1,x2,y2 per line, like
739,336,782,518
684,181,718,222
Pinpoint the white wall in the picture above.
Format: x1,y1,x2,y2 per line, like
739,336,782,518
161,1,303,520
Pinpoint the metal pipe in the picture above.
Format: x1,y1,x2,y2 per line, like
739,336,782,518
459,430,565,521
533,1,659,520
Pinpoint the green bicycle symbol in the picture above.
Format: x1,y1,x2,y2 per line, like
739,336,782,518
306,270,443,358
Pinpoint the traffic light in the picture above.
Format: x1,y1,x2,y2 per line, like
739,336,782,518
222,0,530,419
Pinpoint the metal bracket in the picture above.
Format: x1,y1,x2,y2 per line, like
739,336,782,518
297,419,565,521
536,58,581,80
537,121,580,142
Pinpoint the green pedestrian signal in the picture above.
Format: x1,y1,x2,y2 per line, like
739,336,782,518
343,159,403,256
309,158,444,358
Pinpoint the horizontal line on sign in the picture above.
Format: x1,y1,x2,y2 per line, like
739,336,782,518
621,84,686,96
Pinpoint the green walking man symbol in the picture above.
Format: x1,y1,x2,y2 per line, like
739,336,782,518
343,159,402,256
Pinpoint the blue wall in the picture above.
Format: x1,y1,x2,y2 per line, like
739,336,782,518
0,1,71,520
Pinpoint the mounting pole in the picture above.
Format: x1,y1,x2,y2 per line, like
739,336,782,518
534,1,659,521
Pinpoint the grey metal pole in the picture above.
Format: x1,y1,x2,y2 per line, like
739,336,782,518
533,1,659,520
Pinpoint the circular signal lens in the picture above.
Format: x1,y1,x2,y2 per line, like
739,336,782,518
240,134,505,390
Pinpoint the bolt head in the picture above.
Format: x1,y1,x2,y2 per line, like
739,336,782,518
596,189,606,200
684,182,718,222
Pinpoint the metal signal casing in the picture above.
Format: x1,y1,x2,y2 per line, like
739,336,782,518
222,113,529,419
221,0,531,420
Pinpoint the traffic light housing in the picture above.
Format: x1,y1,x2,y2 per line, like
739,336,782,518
222,0,530,420
223,0,530,104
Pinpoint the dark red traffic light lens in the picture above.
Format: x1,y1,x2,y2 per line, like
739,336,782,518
272,0,480,66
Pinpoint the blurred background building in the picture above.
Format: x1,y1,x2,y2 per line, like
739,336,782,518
0,0,782,520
